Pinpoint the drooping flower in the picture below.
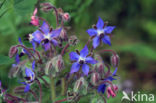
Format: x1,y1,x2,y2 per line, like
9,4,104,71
97,84,106,94
87,17,115,48
106,85,118,98
31,21,62,51
18,38,31,57
21,61,35,92
69,45,97,75
97,67,118,94
30,8,39,26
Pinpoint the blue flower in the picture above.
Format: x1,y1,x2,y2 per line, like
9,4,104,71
20,61,35,92
87,17,115,48
97,67,118,94
98,84,106,94
69,45,97,75
31,21,62,51
105,67,118,81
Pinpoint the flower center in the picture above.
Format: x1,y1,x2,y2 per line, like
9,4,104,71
44,34,51,40
28,34,33,41
97,30,104,36
78,57,85,64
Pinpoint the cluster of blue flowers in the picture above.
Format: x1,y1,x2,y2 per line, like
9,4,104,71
1,3,119,103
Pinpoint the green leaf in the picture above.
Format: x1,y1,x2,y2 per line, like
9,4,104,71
13,0,37,15
0,55,13,65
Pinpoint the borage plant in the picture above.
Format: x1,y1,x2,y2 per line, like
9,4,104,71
0,2,120,103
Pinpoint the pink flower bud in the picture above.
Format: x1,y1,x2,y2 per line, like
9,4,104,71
62,13,70,22
106,85,118,98
30,8,39,26
9,46,18,58
91,72,100,86
111,54,119,67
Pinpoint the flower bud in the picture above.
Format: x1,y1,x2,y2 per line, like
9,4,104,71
73,77,88,95
8,64,20,78
62,13,70,22
106,85,118,98
9,46,18,58
59,28,68,41
68,35,79,46
91,72,100,86
93,54,105,76
111,54,119,68
51,55,64,73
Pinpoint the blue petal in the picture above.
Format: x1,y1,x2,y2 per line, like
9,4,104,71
105,76,116,81
24,84,30,92
40,21,50,34
98,84,106,94
104,26,115,34
69,52,79,61
112,67,118,76
51,39,58,46
32,30,44,43
0,81,1,87
80,45,89,57
85,57,97,64
25,68,33,77
18,37,23,45
51,28,62,38
102,35,111,46
96,17,104,29
86,29,97,36
93,36,100,48
15,54,20,64
32,61,35,71
43,42,51,51
82,64,89,75
70,62,80,74
31,41,36,50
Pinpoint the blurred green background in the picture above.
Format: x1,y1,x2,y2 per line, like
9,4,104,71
0,0,156,102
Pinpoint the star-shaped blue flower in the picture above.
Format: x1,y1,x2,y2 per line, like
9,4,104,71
31,21,62,51
69,45,97,75
87,17,115,48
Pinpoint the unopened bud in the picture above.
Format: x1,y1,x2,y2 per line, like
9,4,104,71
62,13,70,22
111,54,120,67
94,54,105,76
51,55,64,72
9,46,18,58
91,72,100,86
73,77,88,95
68,35,79,46
60,28,68,41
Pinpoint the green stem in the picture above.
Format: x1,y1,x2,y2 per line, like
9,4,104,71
50,76,56,102
61,77,66,96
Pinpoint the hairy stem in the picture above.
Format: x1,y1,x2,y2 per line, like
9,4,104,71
61,77,66,96
61,43,69,56
50,76,56,102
